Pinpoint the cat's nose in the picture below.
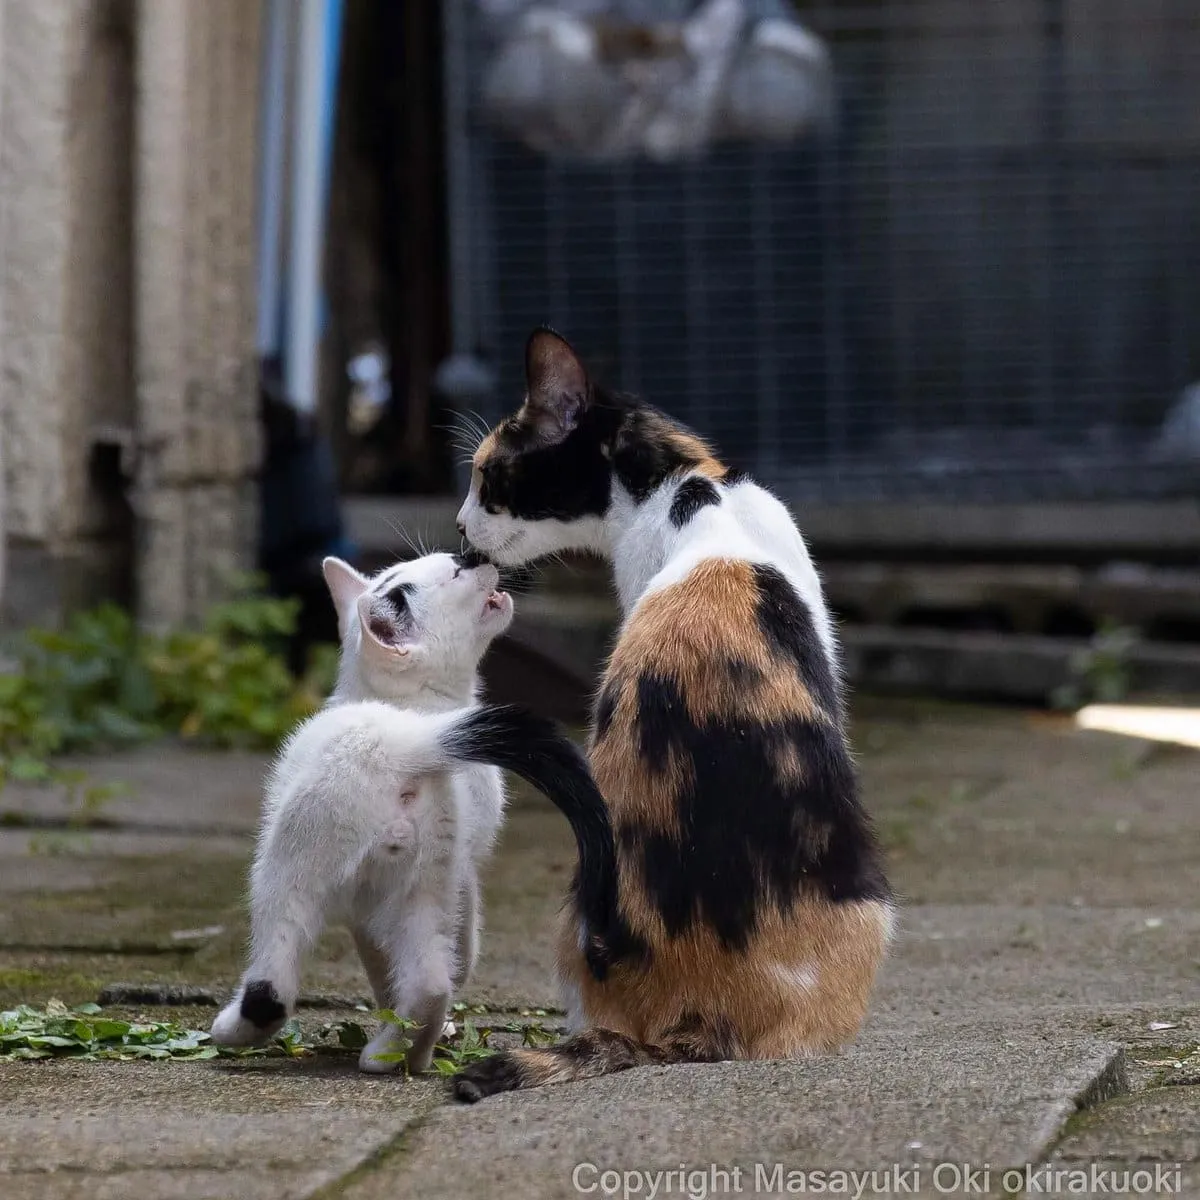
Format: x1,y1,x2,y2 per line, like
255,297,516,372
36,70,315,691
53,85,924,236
456,521,466,537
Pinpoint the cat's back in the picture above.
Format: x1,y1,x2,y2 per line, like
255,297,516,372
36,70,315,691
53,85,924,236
577,483,890,1056
263,701,427,820
271,700,405,776
591,473,889,923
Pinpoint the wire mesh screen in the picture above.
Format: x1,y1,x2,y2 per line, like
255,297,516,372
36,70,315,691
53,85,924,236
444,0,1200,502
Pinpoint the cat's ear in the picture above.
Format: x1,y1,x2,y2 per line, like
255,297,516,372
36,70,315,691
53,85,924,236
355,593,421,665
322,557,368,625
523,327,590,443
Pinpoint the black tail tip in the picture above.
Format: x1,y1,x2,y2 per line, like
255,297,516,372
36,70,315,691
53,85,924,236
454,1076,486,1103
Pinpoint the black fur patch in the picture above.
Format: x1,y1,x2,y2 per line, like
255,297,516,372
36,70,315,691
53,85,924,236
612,406,711,501
751,564,839,715
669,477,721,528
240,980,286,1029
627,671,888,949
635,673,682,773
385,582,414,610
722,467,748,487
479,386,719,523
478,401,622,522
453,547,491,570
593,681,619,742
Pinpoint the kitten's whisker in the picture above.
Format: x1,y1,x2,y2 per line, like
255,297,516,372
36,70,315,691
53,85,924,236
386,519,422,560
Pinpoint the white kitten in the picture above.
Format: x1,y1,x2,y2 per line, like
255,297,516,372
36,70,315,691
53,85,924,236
211,550,610,1075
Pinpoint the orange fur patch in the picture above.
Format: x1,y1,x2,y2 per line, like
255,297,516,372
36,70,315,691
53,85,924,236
557,897,891,1058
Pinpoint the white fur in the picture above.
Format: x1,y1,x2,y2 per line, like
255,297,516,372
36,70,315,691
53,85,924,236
211,553,512,1074
769,962,819,993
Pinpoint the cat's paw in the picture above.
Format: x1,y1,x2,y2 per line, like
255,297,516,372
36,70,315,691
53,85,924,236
441,1019,457,1039
210,980,288,1046
211,1002,268,1047
358,1025,406,1074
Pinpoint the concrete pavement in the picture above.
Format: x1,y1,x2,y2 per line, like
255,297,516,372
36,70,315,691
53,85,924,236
0,699,1196,1198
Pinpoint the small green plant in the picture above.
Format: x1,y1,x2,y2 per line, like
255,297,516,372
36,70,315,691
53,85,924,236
1051,621,1138,711
0,578,336,795
1,1002,554,1074
0,1000,220,1061
428,1019,495,1076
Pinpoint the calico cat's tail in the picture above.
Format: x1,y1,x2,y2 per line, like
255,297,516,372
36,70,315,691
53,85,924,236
441,705,618,957
453,1022,735,1103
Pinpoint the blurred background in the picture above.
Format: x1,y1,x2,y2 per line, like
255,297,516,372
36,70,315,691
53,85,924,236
1,0,1198,716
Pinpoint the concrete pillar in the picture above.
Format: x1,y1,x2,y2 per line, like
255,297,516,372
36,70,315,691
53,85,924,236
133,0,263,627
0,0,135,626
0,0,262,628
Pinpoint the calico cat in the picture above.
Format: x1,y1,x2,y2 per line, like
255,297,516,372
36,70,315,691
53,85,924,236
451,328,893,1100
211,549,613,1074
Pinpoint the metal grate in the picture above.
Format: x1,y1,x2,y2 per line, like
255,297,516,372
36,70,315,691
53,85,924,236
443,0,1200,502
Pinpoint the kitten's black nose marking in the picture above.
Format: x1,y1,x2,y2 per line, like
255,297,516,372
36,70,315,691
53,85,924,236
453,548,490,572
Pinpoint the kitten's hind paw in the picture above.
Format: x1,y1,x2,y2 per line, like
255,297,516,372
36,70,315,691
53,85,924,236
210,980,288,1046
453,1052,524,1103
210,1002,269,1047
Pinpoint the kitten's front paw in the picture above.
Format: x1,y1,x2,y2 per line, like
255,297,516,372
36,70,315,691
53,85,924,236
358,1026,406,1075
441,1019,457,1039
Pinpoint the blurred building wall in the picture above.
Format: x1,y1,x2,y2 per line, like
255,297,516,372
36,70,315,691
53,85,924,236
0,0,263,629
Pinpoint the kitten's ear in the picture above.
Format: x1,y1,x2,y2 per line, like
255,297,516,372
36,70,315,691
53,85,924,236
356,593,420,664
523,327,590,443
322,557,368,623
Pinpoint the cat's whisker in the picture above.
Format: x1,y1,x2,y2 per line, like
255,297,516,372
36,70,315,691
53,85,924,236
385,519,423,561
440,423,482,452
464,409,494,439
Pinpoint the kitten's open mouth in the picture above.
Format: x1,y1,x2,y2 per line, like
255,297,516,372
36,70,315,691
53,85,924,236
484,590,507,613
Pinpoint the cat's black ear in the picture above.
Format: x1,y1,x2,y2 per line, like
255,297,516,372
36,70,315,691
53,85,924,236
322,557,367,620
523,327,589,443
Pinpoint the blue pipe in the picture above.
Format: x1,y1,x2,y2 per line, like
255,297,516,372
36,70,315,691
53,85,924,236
285,0,343,413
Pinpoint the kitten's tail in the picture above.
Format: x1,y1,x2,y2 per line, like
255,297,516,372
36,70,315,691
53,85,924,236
440,705,618,963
